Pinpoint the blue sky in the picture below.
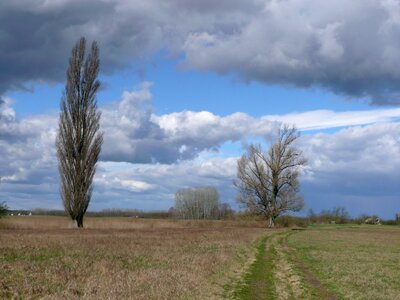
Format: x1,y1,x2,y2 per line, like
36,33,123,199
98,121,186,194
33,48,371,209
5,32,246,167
1,0,400,218
9,57,372,117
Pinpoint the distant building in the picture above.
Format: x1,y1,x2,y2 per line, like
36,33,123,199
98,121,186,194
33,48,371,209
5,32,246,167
365,217,381,225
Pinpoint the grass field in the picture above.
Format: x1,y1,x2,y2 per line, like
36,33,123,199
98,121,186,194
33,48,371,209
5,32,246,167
0,216,267,299
1,217,399,299
289,225,400,300
232,225,400,300
233,230,335,300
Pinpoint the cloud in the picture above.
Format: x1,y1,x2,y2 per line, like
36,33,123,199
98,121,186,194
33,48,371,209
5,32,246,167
301,122,400,175
2,0,400,103
299,123,400,216
0,98,59,209
91,156,239,210
264,108,400,131
101,82,278,163
2,85,400,216
0,0,261,93
182,0,400,104
0,98,16,122
90,122,400,217
100,83,400,164
0,98,57,184
95,174,155,193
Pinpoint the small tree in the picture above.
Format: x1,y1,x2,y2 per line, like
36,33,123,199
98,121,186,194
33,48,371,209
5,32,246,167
332,207,350,224
56,37,103,228
216,202,234,219
307,208,317,224
235,125,306,227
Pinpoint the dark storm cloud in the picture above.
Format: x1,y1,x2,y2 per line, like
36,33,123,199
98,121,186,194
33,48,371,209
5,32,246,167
2,0,400,104
0,1,116,93
181,0,400,104
0,0,260,94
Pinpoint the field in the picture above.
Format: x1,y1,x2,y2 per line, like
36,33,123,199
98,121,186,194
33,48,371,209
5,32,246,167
289,225,400,300
0,216,267,299
234,225,400,300
1,217,400,299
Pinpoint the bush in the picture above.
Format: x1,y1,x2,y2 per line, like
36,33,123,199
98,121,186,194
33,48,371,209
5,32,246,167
0,202,9,218
275,215,309,228
381,219,398,226
307,207,350,224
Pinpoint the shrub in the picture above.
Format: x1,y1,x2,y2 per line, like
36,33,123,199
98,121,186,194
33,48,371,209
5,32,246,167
275,215,309,228
0,202,9,218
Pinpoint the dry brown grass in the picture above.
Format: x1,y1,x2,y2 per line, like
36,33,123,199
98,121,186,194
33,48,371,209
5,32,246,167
0,216,267,299
0,215,265,230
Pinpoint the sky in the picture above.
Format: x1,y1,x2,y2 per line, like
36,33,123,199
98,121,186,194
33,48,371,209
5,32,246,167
1,0,400,218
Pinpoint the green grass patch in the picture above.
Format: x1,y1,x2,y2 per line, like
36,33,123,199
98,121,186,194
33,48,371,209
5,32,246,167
234,235,276,300
0,247,62,263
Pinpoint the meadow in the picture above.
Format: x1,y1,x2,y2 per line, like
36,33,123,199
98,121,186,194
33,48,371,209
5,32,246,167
235,225,400,300
289,225,400,300
0,216,266,299
1,217,400,299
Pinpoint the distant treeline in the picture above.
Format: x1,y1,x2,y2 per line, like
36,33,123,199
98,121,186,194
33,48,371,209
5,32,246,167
7,207,400,227
245,208,400,227
30,208,171,219
29,207,235,219
307,207,400,226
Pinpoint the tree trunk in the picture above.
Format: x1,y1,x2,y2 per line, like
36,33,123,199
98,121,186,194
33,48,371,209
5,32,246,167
267,216,275,228
76,215,84,228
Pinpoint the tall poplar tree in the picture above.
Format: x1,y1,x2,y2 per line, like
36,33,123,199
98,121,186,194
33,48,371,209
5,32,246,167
56,37,103,228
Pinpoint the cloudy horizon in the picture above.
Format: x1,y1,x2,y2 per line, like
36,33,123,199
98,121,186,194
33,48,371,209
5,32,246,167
1,0,400,218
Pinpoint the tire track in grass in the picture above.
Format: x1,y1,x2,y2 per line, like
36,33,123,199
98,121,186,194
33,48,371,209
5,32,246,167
233,234,276,300
284,231,337,300
274,233,307,299
233,231,298,300
234,229,337,300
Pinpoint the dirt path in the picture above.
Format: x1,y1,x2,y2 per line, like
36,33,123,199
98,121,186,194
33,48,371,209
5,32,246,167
234,229,338,300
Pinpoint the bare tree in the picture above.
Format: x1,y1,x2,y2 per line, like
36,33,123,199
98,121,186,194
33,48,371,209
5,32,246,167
235,125,306,227
56,37,103,228
216,202,234,219
174,187,219,219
